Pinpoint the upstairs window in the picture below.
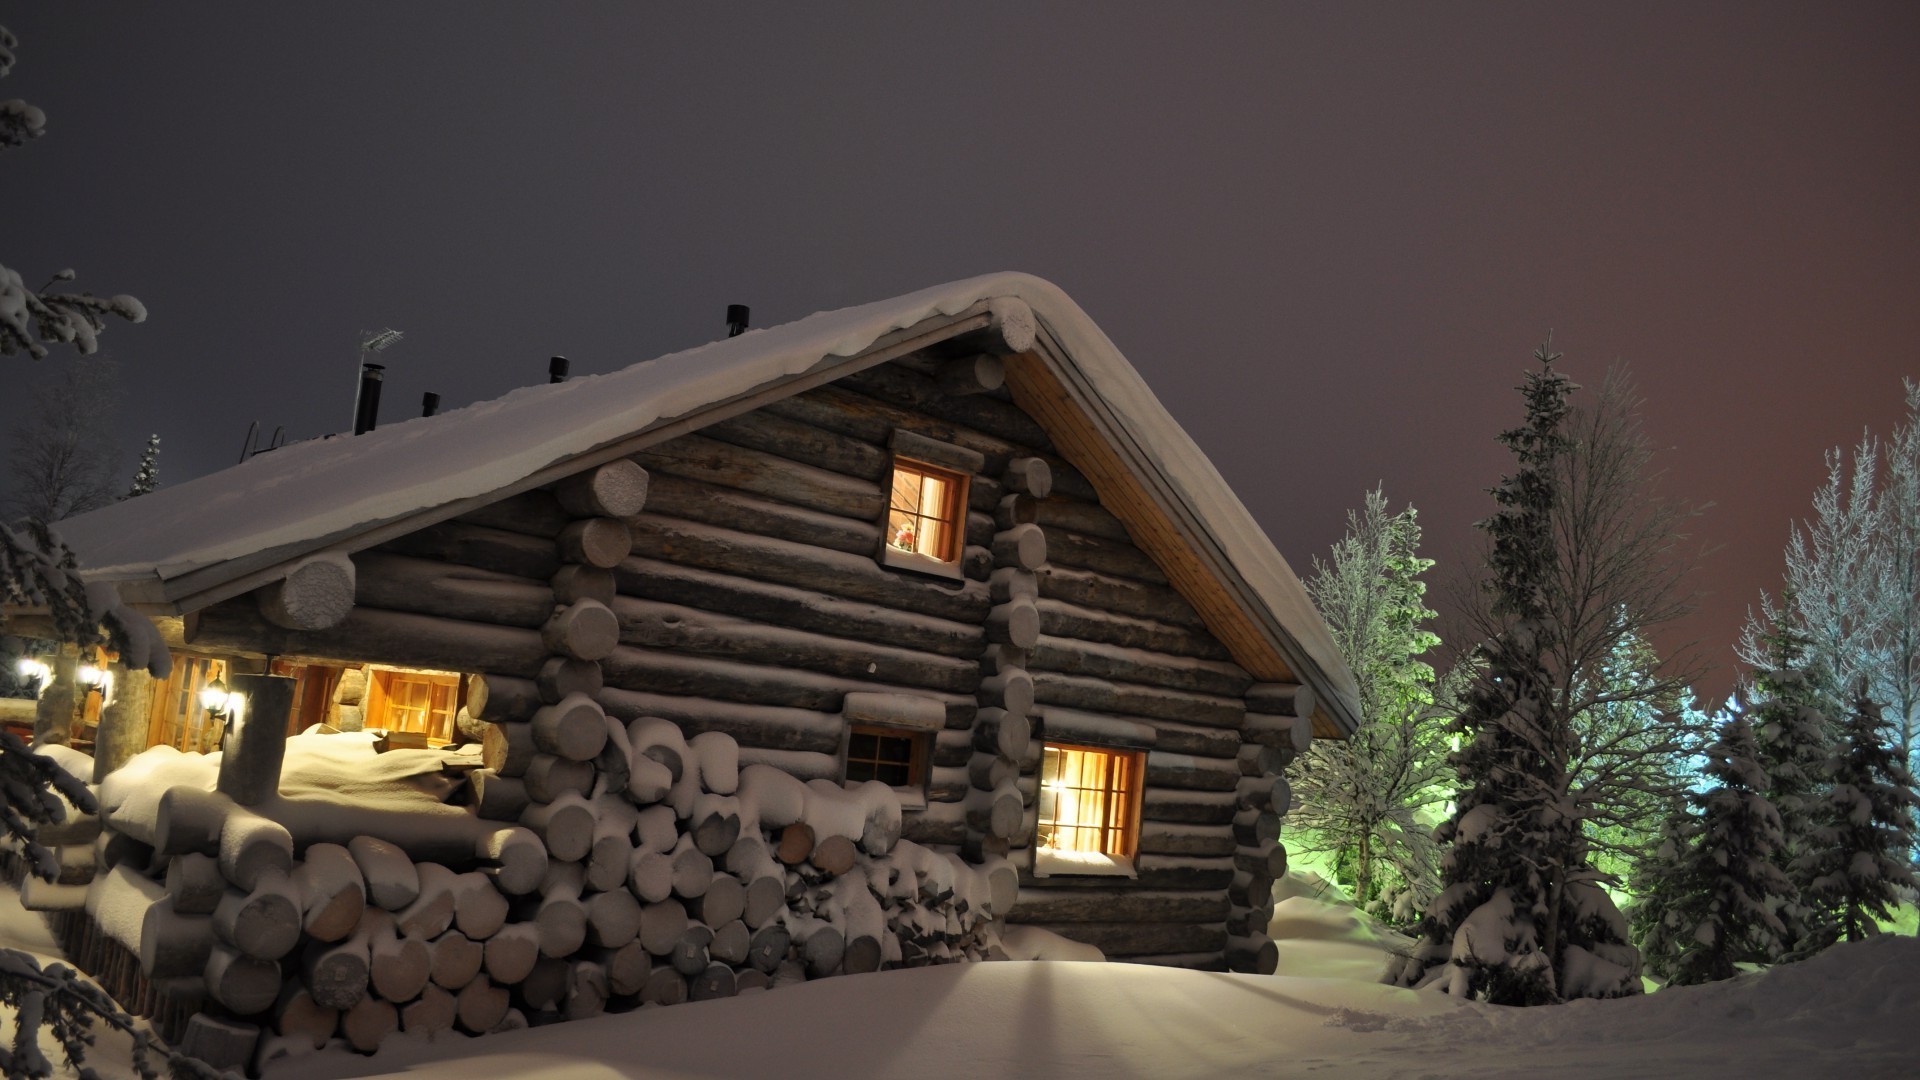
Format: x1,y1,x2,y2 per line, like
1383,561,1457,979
884,459,968,576
1035,743,1144,876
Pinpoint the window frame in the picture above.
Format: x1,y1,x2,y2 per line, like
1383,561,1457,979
843,722,930,794
880,455,971,580
1032,742,1147,878
362,665,464,746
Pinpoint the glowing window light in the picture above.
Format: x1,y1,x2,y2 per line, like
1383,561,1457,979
1035,745,1141,858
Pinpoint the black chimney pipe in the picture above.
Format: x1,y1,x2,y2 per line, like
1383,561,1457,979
549,356,569,383
726,305,749,337
353,363,385,435
421,392,440,417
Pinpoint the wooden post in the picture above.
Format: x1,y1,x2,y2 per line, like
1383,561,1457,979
218,675,296,807
94,665,154,782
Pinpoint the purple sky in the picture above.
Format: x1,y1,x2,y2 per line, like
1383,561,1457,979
7,4,1918,703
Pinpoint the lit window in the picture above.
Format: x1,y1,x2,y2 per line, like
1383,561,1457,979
884,459,968,574
1036,745,1143,872
845,724,927,788
363,667,462,745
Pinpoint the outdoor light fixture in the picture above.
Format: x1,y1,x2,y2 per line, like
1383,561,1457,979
201,679,236,719
15,657,50,692
76,663,113,706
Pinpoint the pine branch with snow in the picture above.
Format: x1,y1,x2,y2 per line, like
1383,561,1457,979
0,948,223,1080
0,25,145,359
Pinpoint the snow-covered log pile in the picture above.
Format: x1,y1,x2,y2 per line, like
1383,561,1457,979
31,723,1015,1073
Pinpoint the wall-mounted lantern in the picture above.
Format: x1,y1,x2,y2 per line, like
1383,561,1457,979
201,678,241,724
76,662,113,707
15,657,50,695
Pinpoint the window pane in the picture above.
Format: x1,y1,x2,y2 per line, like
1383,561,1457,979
1037,745,1138,857
890,469,924,515
886,509,921,554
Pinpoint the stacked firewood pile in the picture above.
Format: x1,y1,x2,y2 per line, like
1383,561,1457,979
29,719,1015,1074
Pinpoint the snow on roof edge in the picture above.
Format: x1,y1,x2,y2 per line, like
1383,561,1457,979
54,272,1358,722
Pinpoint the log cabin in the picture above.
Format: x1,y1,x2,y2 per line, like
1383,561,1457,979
12,273,1360,1066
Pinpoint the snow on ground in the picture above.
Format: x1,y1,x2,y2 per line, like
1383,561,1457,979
265,902,1916,1080
6,868,1915,1079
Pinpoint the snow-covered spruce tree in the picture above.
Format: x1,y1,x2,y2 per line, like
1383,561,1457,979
1293,488,1452,922
1795,686,1920,947
1744,617,1838,956
125,433,160,498
1388,342,1642,1004
1630,712,1792,985
0,25,145,359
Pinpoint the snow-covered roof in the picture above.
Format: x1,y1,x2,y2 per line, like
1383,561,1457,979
54,273,1360,734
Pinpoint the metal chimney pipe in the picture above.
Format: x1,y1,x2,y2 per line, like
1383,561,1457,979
353,363,385,435
727,305,749,337
549,356,569,383
421,392,440,417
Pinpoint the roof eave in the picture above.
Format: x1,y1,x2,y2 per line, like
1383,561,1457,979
1007,329,1361,740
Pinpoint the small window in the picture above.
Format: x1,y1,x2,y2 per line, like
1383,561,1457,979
845,724,928,788
1035,744,1144,876
363,667,463,745
883,458,969,576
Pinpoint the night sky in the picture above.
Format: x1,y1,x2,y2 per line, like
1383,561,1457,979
7,4,1918,703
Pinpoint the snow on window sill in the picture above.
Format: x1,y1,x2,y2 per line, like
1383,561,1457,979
1033,848,1137,878
881,547,964,581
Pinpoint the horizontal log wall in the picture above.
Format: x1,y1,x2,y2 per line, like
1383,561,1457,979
607,382,1033,768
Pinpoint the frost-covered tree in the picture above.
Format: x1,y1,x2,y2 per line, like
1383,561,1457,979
1797,686,1920,946
1294,488,1452,922
1742,381,1920,772
125,433,160,498
1389,341,1642,1004
1743,619,1837,955
5,359,125,526
0,27,145,358
1631,712,1792,985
